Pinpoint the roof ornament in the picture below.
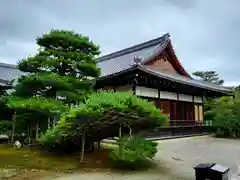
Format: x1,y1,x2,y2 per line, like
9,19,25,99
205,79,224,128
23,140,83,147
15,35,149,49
133,56,142,65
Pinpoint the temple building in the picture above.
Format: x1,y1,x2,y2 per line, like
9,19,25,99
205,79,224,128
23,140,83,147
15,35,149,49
95,33,232,125
0,33,233,125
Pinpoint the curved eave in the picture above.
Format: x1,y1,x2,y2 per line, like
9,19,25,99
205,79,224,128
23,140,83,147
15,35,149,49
140,39,169,64
97,65,233,96
138,65,233,95
167,41,192,78
140,39,192,79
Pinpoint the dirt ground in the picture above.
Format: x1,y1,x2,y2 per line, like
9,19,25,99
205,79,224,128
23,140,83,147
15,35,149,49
38,136,240,180
157,136,240,179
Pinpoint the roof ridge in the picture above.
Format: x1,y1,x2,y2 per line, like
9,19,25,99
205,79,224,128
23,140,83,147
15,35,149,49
97,33,170,62
0,62,18,69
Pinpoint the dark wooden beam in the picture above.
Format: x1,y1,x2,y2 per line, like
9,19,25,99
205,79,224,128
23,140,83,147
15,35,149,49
132,74,138,95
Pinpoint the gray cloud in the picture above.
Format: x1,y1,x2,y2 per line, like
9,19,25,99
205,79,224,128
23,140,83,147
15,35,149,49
0,0,239,86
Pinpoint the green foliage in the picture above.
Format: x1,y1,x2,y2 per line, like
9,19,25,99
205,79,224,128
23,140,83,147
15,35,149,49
16,29,100,104
39,91,167,151
0,95,12,121
215,128,225,138
108,136,158,168
206,90,240,138
0,120,13,133
192,71,224,85
7,96,68,116
8,29,101,136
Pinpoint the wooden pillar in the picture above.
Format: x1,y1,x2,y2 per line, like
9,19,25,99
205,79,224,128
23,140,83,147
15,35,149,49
199,105,203,122
132,74,138,95
194,104,199,122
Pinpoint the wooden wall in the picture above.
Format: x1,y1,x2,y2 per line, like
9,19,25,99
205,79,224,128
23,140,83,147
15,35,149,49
146,56,180,75
155,100,170,119
154,99,197,121
100,84,204,122
144,49,182,76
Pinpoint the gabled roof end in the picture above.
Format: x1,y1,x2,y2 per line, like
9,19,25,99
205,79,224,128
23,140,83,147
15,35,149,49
97,33,170,62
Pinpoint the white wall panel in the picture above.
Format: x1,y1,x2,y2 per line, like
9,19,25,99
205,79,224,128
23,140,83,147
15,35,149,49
194,96,203,103
160,91,178,100
178,94,193,102
135,86,158,98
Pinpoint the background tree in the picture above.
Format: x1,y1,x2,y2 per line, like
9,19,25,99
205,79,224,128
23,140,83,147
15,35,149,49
192,71,224,85
211,91,240,138
8,29,101,143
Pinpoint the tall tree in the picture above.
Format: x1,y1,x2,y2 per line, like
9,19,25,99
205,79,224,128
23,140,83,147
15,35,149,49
16,29,100,103
8,30,101,143
192,71,224,85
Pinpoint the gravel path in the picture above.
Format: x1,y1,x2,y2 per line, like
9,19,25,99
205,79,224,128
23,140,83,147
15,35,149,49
41,136,240,180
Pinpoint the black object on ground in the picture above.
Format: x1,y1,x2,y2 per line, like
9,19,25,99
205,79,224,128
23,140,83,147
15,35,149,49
194,163,230,180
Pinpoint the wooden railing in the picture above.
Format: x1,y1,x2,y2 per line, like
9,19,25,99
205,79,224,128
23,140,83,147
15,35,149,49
144,120,213,138
167,120,212,128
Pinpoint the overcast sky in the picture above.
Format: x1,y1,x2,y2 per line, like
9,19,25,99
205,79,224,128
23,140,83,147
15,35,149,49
0,0,239,86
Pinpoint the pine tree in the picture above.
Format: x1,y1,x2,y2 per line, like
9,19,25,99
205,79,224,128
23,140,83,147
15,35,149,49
17,29,100,103
192,71,224,85
8,30,101,143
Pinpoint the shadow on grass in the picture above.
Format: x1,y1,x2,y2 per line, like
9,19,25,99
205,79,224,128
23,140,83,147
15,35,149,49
107,158,158,171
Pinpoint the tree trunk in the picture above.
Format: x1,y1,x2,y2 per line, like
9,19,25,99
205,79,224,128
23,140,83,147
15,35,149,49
118,124,123,157
47,116,51,129
52,116,56,128
119,124,122,138
11,112,16,144
97,140,101,152
36,120,39,140
28,124,32,145
27,124,30,143
129,126,132,137
11,123,15,144
96,130,101,152
80,132,86,163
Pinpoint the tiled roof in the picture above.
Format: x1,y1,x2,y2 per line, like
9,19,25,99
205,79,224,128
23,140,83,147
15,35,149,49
97,34,232,94
0,63,25,86
97,33,170,77
140,66,232,93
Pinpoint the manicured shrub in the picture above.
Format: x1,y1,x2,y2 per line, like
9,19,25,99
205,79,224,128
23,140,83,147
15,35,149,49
108,136,158,169
0,120,13,133
39,91,167,152
215,128,225,138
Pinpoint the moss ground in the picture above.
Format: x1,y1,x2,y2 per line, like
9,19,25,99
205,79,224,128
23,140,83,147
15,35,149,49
0,144,114,171
0,143,116,179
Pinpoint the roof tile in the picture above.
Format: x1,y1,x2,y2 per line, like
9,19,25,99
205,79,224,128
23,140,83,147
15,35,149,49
97,33,169,77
